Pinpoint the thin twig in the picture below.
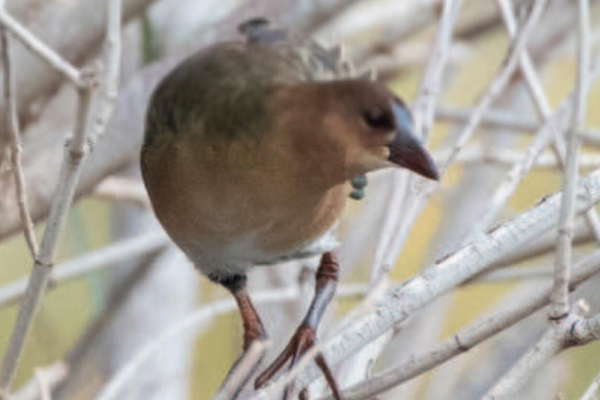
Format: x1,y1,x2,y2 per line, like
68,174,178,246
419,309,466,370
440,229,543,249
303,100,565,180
318,249,600,400
249,166,600,398
0,26,37,257
92,176,149,209
0,231,168,309
549,0,590,320
369,0,464,288
472,265,553,283
0,0,122,391
92,284,368,400
212,341,271,400
11,362,68,400
437,0,548,174
435,106,600,147
483,301,600,399
579,370,600,400
89,0,122,145
0,7,82,86
481,316,570,400
466,0,600,241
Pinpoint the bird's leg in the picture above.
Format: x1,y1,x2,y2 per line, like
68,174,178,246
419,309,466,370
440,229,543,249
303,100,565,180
233,286,268,350
213,274,268,399
211,274,267,350
255,252,342,400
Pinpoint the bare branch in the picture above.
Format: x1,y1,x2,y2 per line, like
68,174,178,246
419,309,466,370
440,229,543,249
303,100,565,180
437,0,547,174
0,7,82,86
467,0,600,241
484,300,600,399
370,0,464,288
10,362,68,400
0,25,37,256
466,61,600,240
0,0,121,390
579,370,600,400
435,106,600,147
481,319,567,399
433,146,600,170
0,74,97,392
549,0,591,320
212,341,271,400
0,231,168,309
92,176,149,209
250,166,600,398
319,249,600,400
89,0,122,145
93,284,368,400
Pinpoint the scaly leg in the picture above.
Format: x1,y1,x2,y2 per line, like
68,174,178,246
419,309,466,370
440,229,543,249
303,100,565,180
255,253,342,400
210,274,267,351
211,274,268,399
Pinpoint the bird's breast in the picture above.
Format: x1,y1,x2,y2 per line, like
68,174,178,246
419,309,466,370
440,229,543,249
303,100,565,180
141,134,350,271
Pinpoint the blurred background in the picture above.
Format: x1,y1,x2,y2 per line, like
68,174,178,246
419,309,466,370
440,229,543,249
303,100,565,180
1,0,600,399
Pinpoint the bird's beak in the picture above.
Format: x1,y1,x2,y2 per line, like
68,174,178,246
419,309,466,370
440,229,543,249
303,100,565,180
387,103,439,181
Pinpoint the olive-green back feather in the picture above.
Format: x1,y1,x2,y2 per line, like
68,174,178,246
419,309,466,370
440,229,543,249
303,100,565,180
143,19,351,147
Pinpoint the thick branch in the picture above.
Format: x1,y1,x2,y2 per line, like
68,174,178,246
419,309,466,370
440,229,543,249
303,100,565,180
250,166,600,398
320,249,600,400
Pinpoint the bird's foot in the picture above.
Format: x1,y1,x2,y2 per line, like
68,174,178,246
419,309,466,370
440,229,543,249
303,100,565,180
255,323,342,400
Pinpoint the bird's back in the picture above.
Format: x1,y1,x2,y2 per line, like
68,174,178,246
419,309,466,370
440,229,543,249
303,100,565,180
144,20,348,147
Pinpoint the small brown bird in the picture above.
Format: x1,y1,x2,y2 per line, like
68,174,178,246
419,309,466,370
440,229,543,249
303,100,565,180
141,18,438,399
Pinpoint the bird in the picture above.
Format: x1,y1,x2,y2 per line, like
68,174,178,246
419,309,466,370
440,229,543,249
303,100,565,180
140,18,439,400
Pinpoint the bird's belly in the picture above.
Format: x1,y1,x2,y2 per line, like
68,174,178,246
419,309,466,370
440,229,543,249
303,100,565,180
226,222,340,266
142,139,348,275
185,202,341,266
153,183,347,276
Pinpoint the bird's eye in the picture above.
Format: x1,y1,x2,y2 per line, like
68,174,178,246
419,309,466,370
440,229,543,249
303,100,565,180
364,108,394,131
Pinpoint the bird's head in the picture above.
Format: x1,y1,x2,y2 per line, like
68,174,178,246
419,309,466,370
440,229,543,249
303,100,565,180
272,79,439,183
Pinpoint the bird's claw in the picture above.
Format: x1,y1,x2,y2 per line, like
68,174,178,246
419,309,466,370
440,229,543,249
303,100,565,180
255,324,342,400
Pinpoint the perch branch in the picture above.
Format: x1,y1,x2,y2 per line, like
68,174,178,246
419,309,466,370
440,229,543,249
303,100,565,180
92,284,368,400
89,0,121,145
211,341,271,400
249,166,600,399
0,74,96,393
319,249,600,400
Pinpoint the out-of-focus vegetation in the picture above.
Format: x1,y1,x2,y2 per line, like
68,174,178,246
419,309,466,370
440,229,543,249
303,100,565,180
1,1,600,399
